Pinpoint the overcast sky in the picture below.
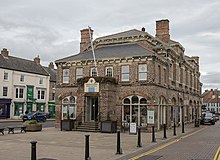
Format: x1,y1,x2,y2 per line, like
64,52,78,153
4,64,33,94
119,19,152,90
0,0,220,92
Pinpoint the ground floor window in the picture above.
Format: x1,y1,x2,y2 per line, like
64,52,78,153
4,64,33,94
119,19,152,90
62,96,76,120
26,103,33,113
36,103,45,112
14,102,24,116
122,95,147,127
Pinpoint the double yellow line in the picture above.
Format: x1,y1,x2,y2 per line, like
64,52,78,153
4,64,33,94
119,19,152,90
213,146,220,160
129,128,205,160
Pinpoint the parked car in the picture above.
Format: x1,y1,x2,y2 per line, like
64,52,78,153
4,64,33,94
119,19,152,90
22,112,47,122
200,112,215,125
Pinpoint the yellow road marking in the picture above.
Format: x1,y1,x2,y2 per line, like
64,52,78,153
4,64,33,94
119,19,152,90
213,146,220,160
129,127,206,160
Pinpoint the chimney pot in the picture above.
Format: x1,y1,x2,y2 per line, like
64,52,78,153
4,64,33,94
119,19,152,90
34,55,40,64
49,62,54,69
141,27,145,32
1,48,9,57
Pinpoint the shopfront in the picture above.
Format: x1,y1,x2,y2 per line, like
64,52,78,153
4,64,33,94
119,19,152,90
48,101,55,118
0,99,11,119
14,102,24,116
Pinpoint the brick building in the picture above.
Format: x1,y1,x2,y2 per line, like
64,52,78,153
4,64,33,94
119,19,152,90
55,19,202,131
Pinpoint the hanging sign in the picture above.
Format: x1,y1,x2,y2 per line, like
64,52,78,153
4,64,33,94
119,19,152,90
147,110,155,124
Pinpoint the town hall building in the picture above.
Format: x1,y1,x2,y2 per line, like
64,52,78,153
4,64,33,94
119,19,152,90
55,19,202,131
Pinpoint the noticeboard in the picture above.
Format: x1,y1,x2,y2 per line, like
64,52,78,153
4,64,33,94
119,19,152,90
147,110,155,124
129,122,137,134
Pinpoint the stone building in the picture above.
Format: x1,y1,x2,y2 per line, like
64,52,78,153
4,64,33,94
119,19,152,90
55,19,202,131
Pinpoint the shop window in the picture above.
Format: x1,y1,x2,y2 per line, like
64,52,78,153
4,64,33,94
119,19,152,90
62,96,77,120
14,103,24,116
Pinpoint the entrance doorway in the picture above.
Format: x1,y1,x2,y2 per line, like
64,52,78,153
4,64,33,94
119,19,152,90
86,96,99,122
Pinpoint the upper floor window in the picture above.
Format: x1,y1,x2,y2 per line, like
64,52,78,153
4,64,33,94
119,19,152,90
4,72,8,81
20,75,24,82
76,68,83,79
3,87,8,96
106,67,113,77
37,89,45,100
39,78,43,84
91,68,97,77
121,65,129,81
52,92,55,100
15,87,24,99
63,69,69,83
138,64,147,81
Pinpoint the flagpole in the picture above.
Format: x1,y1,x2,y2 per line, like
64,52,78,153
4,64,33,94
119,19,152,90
88,26,98,76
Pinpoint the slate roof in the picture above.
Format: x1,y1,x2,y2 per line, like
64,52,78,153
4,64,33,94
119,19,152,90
56,43,154,63
0,54,49,76
95,29,147,41
43,67,57,82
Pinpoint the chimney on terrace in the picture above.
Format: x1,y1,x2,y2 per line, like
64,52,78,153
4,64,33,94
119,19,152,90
80,28,93,53
1,48,9,58
155,19,170,43
34,55,40,65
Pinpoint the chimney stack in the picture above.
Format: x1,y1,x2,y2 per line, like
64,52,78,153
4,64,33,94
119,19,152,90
80,28,93,53
155,19,170,43
1,48,9,57
34,55,40,64
49,62,54,69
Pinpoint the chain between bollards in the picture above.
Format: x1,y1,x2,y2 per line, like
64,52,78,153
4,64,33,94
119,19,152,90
116,130,122,154
30,141,37,160
137,127,142,147
85,135,91,160
152,125,156,142
163,124,167,139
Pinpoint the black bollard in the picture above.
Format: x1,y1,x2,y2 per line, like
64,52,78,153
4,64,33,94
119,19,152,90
137,127,142,147
116,130,122,154
152,126,156,142
182,120,185,133
163,124,167,139
173,119,176,136
30,141,37,160
85,135,91,160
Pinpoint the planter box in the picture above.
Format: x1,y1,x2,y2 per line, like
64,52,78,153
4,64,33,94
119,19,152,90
61,120,74,131
26,124,42,132
101,121,117,133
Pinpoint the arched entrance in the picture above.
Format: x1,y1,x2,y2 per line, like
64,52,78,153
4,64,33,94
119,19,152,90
122,95,147,127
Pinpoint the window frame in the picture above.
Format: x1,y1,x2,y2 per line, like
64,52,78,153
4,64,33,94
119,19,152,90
3,87,8,96
63,68,70,83
138,64,147,81
76,68,83,79
15,87,24,99
62,96,77,120
106,67,113,77
37,89,46,100
20,75,25,82
90,67,97,77
3,72,8,81
121,65,130,81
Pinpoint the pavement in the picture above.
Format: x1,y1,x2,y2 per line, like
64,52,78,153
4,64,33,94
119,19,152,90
0,120,205,160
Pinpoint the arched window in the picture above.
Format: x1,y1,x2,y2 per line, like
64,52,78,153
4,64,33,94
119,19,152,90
62,96,77,120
